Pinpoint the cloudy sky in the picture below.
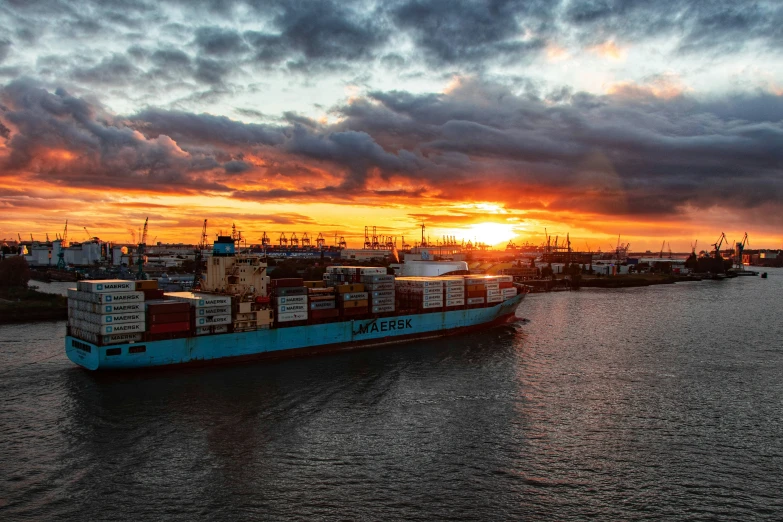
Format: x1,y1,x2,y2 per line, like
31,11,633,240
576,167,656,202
1,0,782,250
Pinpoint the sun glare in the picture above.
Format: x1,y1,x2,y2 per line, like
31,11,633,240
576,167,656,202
466,222,517,246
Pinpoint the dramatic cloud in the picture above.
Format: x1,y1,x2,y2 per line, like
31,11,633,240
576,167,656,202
2,0,783,245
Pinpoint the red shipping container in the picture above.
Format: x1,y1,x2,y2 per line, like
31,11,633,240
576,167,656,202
466,290,485,298
310,309,339,320
499,282,513,289
149,312,190,324
148,321,190,335
341,307,368,317
272,278,304,288
143,289,165,300
146,301,190,314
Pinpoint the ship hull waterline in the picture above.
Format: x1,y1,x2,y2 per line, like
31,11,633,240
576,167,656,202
65,293,525,371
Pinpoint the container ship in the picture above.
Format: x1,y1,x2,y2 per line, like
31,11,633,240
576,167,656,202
64,236,526,371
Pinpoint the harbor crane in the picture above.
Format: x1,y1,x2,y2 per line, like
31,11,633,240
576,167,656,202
56,220,68,269
260,231,271,247
316,233,325,249
712,232,727,259
84,226,90,240
193,219,207,290
136,217,148,280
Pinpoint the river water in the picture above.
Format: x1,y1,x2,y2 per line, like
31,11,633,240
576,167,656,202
2,270,782,520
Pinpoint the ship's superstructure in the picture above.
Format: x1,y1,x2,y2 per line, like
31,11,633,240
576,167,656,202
65,236,526,370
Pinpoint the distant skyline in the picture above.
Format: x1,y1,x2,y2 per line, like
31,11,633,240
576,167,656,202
1,0,782,249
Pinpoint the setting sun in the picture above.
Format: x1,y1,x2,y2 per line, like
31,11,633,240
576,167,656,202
465,222,517,246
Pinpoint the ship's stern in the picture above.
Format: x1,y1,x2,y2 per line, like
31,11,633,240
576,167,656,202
65,336,100,370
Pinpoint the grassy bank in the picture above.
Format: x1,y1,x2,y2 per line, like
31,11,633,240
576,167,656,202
0,287,68,324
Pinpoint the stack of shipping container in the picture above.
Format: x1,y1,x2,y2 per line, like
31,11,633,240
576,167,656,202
361,273,395,314
67,280,146,345
395,277,445,312
165,292,233,335
270,278,308,325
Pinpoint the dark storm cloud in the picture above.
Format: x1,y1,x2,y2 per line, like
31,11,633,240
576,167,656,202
243,0,390,68
71,54,140,85
131,108,285,147
391,0,552,66
194,26,249,56
4,74,782,220
328,78,783,216
193,57,231,85
0,79,230,193
564,0,783,54
0,39,11,63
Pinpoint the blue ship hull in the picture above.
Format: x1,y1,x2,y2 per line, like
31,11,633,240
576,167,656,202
65,294,524,370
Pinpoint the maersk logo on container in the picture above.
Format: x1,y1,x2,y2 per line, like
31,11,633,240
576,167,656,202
356,319,412,335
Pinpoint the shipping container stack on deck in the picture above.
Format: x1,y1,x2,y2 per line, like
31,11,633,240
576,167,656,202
324,266,392,319
162,291,233,336
271,278,308,326
441,276,466,310
304,280,340,323
67,280,146,345
361,273,396,315
395,277,445,313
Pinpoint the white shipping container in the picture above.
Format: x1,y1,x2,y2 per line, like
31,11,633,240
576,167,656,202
198,306,231,316
422,301,443,309
360,274,395,283
196,326,212,335
496,275,513,283
502,288,518,297
276,295,308,305
69,290,145,304
358,267,387,275
446,289,465,298
467,297,485,305
213,325,229,333
102,322,146,335
487,295,504,303
370,290,395,298
446,298,465,307
164,292,231,307
370,297,394,306
487,289,502,297
102,333,143,345
277,311,308,322
100,302,144,314
278,303,307,313
371,304,395,313
310,300,336,310
86,311,145,325
342,292,369,301
364,282,394,291
196,314,232,326
77,280,136,293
